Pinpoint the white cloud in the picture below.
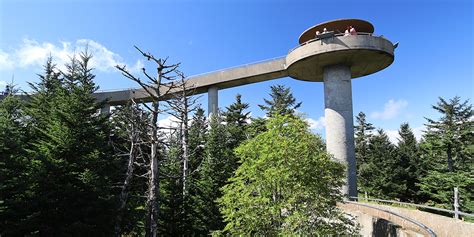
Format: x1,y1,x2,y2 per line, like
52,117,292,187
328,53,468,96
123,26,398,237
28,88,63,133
0,50,14,70
385,125,425,144
370,99,408,120
1,38,141,73
385,129,400,144
412,126,425,141
0,80,6,91
158,115,180,131
306,116,325,130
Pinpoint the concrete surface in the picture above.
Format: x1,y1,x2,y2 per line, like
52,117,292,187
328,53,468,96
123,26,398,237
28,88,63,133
208,86,218,116
92,57,287,105
323,64,357,197
286,35,394,82
340,202,474,237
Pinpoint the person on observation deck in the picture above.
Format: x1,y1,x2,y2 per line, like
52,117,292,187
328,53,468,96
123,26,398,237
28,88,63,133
344,26,350,36
350,26,357,35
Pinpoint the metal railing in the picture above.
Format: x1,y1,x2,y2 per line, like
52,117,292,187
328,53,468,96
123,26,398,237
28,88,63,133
349,196,474,219
288,32,377,53
184,55,286,79
95,56,287,94
346,200,437,237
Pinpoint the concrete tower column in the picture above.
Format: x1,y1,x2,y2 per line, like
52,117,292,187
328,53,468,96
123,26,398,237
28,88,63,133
101,104,111,114
208,86,218,117
323,64,357,198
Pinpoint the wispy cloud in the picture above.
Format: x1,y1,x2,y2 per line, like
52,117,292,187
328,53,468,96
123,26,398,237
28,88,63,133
306,116,325,130
0,80,6,91
370,99,408,120
157,115,181,135
385,126,425,144
0,38,142,73
0,50,14,70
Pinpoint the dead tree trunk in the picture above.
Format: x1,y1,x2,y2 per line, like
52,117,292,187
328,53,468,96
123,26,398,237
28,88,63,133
116,46,180,237
165,72,199,197
112,102,149,236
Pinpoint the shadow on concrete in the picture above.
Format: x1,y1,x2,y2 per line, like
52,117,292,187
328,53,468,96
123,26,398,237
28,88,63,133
372,218,399,237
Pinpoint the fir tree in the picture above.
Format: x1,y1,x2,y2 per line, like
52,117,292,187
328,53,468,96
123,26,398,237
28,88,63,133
223,94,250,126
424,96,473,172
192,114,235,234
223,94,250,148
0,86,31,235
354,111,375,196
396,123,421,202
360,129,401,198
418,97,473,215
23,53,119,235
354,112,375,165
258,84,302,117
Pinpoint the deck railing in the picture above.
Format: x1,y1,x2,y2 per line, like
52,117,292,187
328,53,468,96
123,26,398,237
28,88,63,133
288,32,378,53
349,196,474,219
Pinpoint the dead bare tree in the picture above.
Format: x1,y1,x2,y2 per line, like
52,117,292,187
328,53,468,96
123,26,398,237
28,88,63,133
165,71,200,197
116,46,180,237
111,101,150,236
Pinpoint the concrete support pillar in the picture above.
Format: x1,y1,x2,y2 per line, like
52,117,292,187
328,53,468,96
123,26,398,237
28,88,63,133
323,64,357,198
208,86,218,117
101,104,111,114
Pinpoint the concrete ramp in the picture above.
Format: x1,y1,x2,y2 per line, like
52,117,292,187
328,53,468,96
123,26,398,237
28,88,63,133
339,202,474,237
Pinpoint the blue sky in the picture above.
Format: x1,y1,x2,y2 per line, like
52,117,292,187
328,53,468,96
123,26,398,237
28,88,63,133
1,0,472,142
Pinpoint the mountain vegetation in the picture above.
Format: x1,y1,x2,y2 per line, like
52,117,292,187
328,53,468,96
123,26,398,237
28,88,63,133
0,52,472,235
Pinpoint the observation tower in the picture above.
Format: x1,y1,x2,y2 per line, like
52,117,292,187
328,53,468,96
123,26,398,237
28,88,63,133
1,19,396,197
286,19,395,197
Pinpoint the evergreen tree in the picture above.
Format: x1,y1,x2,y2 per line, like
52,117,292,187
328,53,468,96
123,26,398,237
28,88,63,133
418,97,473,215
223,94,250,126
354,112,375,165
396,123,422,202
188,107,207,172
110,103,151,236
360,129,402,199
246,117,267,139
192,114,234,233
21,53,120,235
159,131,185,236
186,108,209,234
223,94,250,148
217,115,357,235
0,86,31,235
258,84,302,117
424,96,473,172
354,111,375,197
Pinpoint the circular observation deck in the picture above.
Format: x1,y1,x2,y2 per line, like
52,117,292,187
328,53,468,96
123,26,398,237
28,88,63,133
286,19,395,82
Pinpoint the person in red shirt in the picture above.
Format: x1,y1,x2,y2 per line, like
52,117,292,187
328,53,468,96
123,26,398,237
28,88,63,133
350,26,357,35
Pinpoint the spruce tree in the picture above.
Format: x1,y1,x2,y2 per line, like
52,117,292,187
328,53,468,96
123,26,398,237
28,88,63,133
258,84,302,117
424,96,473,172
354,111,375,197
0,86,31,235
23,53,119,235
418,97,473,214
223,94,250,126
396,123,421,202
354,112,375,164
360,129,401,198
193,114,235,234
223,94,250,148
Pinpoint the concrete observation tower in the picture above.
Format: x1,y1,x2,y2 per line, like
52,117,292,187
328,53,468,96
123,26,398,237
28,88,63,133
286,19,395,197
76,19,397,198
2,19,395,197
